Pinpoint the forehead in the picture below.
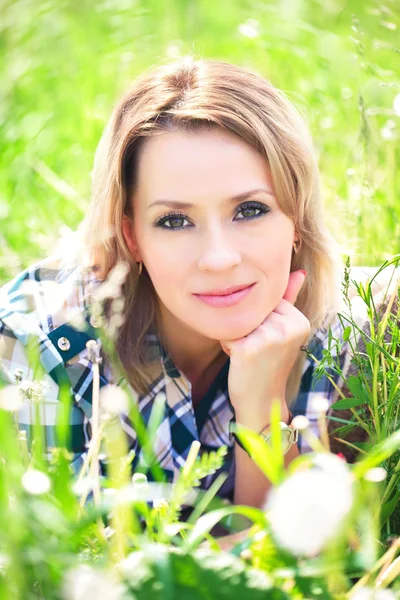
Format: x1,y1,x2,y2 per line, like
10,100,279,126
134,128,273,204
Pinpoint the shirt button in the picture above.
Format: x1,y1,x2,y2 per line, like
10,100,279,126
57,337,71,352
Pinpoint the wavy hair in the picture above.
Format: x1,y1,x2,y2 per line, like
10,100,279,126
80,57,341,403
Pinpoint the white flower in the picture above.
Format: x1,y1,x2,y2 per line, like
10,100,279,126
291,415,310,430
364,467,387,482
0,385,24,412
310,395,330,413
93,262,130,303
117,551,153,582
265,453,353,557
99,384,129,415
21,469,51,495
18,379,50,403
62,565,127,600
350,587,397,600
311,453,351,478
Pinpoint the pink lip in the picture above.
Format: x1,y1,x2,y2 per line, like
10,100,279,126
196,283,255,296
194,283,256,308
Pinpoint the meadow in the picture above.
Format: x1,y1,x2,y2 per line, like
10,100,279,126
1,0,400,282
1,1,400,598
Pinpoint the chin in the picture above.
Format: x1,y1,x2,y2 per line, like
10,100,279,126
201,315,264,342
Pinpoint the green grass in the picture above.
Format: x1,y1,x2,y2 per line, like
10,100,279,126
1,0,399,284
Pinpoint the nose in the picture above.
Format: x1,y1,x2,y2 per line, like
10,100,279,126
197,224,241,272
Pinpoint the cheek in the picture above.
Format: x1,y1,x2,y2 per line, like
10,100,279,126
140,238,187,295
257,230,294,301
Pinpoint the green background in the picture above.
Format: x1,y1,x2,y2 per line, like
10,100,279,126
1,0,399,283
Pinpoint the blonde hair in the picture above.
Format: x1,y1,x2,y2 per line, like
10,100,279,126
80,57,341,403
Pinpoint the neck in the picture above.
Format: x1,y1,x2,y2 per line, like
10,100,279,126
155,304,226,382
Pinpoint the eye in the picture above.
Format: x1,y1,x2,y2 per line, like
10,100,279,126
234,201,270,220
154,201,270,230
155,212,192,230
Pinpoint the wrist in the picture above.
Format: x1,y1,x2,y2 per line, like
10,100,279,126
235,402,291,433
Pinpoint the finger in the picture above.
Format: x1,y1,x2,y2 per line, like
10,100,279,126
219,341,232,356
283,270,306,305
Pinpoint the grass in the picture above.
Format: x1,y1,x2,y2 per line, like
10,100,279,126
1,0,400,284
1,1,400,598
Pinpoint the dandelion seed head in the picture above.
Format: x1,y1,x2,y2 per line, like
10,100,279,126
291,415,310,430
86,339,102,364
311,453,352,480
117,551,153,582
21,469,51,495
153,497,169,513
62,565,127,600
99,384,129,415
266,466,353,556
364,467,387,483
0,384,24,412
69,313,87,331
93,262,130,303
310,395,330,413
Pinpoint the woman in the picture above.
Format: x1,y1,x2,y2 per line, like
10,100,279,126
0,57,347,510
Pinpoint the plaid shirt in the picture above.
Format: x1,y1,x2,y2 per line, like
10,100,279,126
0,255,348,501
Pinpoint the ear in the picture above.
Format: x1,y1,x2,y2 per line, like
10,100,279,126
122,216,142,261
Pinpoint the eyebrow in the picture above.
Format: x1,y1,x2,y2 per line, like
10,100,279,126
147,188,274,210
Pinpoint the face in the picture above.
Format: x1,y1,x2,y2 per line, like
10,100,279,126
123,128,298,342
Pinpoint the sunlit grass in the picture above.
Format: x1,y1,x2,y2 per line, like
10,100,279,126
1,0,399,283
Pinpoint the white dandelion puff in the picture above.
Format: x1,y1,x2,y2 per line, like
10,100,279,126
291,415,310,430
99,384,129,416
265,454,353,557
93,262,130,302
364,467,387,482
62,565,127,600
0,385,24,412
21,469,51,495
310,395,330,413
311,453,352,479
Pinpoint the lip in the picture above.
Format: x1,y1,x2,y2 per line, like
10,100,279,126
196,283,255,296
193,283,256,308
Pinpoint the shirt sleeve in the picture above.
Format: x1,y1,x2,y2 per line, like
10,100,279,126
0,317,91,470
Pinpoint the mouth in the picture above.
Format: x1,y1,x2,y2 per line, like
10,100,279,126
195,283,256,296
193,283,256,308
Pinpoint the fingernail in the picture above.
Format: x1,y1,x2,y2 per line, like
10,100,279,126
299,270,307,277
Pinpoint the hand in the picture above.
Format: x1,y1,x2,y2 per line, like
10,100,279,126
219,270,310,429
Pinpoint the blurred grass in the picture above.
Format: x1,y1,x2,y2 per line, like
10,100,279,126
0,0,399,283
